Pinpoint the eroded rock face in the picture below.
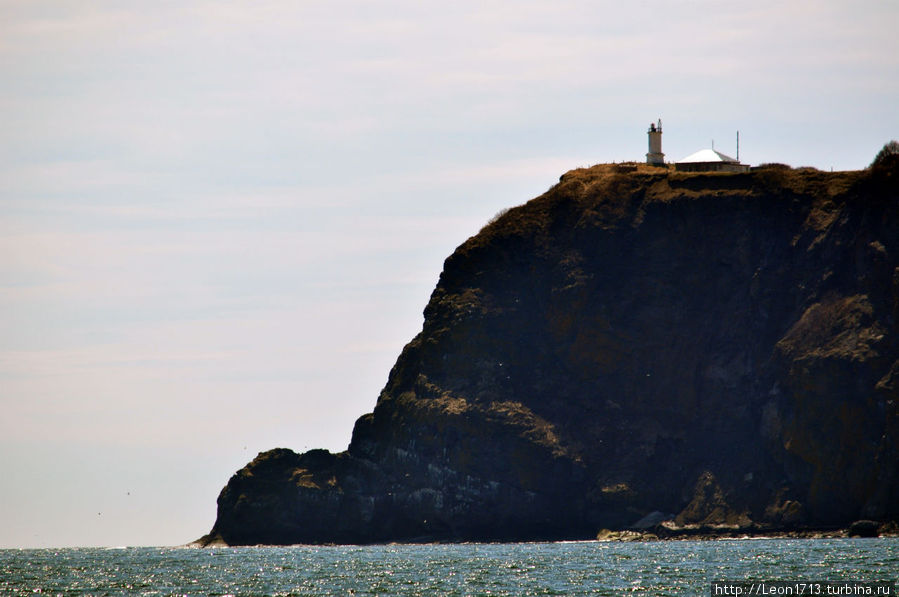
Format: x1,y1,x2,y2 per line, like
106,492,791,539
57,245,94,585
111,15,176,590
202,163,899,545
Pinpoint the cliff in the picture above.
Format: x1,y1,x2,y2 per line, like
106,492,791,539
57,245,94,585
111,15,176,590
200,158,899,545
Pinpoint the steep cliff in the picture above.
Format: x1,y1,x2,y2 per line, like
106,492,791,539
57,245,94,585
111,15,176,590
201,158,899,545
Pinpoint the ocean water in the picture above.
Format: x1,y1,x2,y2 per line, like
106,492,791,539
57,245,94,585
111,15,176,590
1,539,896,596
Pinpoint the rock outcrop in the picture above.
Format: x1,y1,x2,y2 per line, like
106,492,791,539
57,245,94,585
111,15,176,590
200,158,899,545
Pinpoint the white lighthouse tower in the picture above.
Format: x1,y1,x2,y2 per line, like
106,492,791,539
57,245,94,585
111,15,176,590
646,119,664,166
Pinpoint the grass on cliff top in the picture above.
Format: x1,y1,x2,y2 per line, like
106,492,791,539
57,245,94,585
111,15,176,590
473,162,867,252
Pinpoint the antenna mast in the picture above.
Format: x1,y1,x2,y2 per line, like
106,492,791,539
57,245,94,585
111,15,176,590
737,131,740,161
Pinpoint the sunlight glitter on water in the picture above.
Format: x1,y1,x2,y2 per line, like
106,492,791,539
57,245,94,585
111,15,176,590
0,539,896,596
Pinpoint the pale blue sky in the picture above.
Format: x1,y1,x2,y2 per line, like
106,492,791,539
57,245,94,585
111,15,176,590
1,0,896,548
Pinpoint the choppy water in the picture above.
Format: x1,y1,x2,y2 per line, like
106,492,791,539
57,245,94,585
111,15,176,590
1,539,896,596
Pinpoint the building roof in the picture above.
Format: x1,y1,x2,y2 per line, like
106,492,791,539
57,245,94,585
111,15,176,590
677,148,739,164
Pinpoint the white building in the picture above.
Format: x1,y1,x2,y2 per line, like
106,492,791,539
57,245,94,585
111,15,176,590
675,148,749,172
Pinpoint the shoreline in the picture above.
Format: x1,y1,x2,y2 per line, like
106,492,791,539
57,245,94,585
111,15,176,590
599,520,899,542
186,523,899,548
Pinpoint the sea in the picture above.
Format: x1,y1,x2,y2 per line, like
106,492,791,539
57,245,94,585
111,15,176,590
1,538,896,596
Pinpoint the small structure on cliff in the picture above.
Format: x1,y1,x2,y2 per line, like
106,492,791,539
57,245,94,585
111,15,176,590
644,122,751,172
646,119,665,166
675,147,750,172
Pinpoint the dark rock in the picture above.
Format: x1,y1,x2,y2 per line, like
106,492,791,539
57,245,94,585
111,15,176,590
202,161,899,545
848,520,881,537
675,472,744,527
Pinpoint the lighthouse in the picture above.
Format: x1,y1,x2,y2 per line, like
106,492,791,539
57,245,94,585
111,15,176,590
646,119,664,166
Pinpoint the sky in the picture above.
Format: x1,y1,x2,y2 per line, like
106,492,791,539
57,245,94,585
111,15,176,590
1,0,897,549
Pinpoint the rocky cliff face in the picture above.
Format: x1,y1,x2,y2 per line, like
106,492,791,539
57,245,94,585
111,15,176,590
202,159,899,545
